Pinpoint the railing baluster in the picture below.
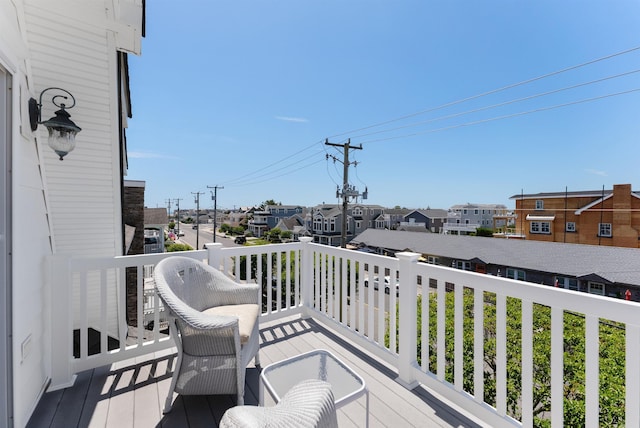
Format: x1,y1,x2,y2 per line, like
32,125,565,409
551,306,564,427
285,250,291,310
626,324,640,427
79,271,88,360
473,287,484,403
585,314,599,428
100,269,108,357
521,299,533,426
276,251,282,312
454,282,463,391
437,279,445,381
422,279,430,372
496,293,507,416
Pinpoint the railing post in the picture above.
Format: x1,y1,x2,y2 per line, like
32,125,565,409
299,237,314,317
205,242,224,269
48,255,77,391
396,251,420,389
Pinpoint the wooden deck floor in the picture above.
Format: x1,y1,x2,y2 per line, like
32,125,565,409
27,316,485,428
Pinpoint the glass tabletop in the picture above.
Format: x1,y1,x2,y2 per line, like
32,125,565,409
260,349,365,404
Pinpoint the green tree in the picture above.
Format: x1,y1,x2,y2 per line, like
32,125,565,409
261,199,280,209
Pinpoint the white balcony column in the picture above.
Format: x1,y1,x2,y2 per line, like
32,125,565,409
48,255,77,391
299,237,314,317
205,242,224,269
395,251,421,389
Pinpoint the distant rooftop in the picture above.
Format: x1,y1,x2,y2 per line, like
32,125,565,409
352,229,640,286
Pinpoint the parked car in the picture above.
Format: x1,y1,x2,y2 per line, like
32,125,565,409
234,236,246,244
177,230,185,237
192,223,198,229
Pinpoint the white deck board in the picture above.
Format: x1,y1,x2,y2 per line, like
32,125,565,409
27,315,486,428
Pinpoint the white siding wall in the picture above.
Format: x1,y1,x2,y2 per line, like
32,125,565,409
2,0,142,424
25,1,128,342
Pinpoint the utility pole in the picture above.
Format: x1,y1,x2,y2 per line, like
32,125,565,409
165,198,172,221
174,198,183,236
207,185,224,243
192,191,204,249
325,138,365,248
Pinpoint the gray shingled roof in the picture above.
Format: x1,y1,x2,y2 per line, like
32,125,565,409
352,229,640,286
144,208,168,226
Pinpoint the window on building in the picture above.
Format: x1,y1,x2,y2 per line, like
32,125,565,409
330,218,335,232
535,200,544,210
557,276,578,291
427,256,439,264
463,209,468,215
474,209,479,215
588,282,605,296
506,268,526,281
599,223,612,237
455,261,471,270
465,219,470,224
566,222,576,232
355,220,362,229
530,221,551,234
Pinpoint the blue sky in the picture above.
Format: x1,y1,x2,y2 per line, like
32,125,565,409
126,1,640,211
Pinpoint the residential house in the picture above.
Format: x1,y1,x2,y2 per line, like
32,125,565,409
1,0,144,425
247,205,306,237
510,183,640,248
375,207,412,230
226,210,248,228
443,203,508,235
274,215,311,241
311,203,385,246
351,229,640,300
400,208,448,233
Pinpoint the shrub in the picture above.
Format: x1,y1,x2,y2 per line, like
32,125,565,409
165,243,193,252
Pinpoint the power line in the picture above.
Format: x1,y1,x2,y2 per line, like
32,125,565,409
222,139,325,186
230,157,326,187
350,68,640,141
357,87,640,145
225,148,326,187
327,45,640,140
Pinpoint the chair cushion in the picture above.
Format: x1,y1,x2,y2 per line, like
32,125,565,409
203,304,259,345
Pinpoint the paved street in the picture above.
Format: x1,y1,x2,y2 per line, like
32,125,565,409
173,222,241,249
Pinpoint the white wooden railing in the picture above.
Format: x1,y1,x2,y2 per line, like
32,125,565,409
49,237,640,427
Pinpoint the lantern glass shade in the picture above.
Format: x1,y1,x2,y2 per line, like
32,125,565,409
41,108,81,160
46,126,77,160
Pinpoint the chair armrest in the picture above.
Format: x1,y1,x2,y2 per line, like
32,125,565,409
209,273,260,306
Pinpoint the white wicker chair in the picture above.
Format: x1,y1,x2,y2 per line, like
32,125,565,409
153,256,260,413
219,380,338,428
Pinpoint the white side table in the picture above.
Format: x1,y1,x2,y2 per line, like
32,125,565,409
260,349,369,427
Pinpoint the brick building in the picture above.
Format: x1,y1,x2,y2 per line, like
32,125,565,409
510,183,640,248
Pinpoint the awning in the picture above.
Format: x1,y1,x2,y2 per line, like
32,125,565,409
526,215,555,221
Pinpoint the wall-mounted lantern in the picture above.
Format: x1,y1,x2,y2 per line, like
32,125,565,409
29,87,81,160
